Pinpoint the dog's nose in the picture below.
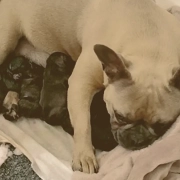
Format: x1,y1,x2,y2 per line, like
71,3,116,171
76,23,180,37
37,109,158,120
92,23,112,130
112,124,157,150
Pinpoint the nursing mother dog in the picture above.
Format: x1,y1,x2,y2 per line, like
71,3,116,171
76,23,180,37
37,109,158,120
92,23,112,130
0,0,180,174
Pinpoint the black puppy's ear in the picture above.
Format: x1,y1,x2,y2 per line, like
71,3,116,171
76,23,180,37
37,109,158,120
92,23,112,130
170,68,180,89
94,44,131,82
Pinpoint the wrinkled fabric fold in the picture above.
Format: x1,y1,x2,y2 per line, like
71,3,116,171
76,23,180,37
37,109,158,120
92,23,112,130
0,116,73,180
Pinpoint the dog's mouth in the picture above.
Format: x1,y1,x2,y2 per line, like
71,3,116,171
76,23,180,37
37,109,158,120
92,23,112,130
111,119,174,150
111,121,160,150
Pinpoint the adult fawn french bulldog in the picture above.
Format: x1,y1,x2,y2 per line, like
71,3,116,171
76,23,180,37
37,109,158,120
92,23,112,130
1,0,180,174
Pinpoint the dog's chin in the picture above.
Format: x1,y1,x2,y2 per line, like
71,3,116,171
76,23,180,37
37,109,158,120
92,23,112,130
111,123,158,150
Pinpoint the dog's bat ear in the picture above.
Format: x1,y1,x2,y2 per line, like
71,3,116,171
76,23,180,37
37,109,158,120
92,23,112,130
94,44,131,82
169,67,180,89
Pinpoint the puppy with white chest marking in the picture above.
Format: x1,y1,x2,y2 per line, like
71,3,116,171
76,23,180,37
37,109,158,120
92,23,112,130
1,0,180,173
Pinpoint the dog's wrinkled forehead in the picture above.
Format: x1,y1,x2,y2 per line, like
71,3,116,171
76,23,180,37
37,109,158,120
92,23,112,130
104,82,180,124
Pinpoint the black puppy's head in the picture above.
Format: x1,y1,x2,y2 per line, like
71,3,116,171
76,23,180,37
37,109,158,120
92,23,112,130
42,52,75,91
46,52,75,77
7,56,30,81
5,55,44,81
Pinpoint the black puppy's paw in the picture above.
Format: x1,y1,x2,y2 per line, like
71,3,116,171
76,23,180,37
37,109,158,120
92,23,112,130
3,104,19,121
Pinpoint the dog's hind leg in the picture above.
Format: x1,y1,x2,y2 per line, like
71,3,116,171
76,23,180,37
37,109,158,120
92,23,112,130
0,2,21,64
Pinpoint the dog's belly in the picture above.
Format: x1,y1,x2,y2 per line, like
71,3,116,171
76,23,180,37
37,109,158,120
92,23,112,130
5,0,180,69
14,0,87,62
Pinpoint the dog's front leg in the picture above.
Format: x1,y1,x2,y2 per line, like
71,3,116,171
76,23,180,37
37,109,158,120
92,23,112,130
68,51,103,173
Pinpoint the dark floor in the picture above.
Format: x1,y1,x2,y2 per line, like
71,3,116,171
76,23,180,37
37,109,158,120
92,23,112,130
0,144,41,180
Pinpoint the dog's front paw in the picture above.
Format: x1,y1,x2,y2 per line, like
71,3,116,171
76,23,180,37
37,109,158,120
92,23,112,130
72,146,99,174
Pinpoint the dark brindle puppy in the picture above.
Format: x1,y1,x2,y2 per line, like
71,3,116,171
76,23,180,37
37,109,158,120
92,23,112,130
0,55,32,119
0,55,44,120
40,52,117,151
40,52,75,134
18,77,43,118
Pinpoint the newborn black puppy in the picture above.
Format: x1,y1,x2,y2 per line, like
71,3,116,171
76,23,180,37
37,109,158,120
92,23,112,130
18,77,43,118
40,52,117,151
0,55,32,119
40,52,75,135
0,54,44,120
90,90,118,150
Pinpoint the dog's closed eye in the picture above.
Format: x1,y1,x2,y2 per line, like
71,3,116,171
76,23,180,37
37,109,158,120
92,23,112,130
114,111,130,125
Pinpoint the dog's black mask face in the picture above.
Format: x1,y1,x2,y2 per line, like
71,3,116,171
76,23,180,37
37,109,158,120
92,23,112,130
111,120,173,150
94,44,178,150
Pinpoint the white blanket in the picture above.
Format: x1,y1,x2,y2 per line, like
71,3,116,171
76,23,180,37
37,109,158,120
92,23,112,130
0,116,74,180
1,114,180,180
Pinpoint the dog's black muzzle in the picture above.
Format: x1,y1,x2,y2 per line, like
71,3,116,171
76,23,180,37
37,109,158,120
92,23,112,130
111,120,173,150
112,123,157,150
